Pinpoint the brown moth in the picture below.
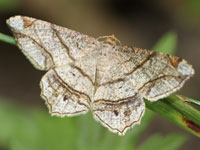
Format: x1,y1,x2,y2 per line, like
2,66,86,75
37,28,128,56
7,16,194,135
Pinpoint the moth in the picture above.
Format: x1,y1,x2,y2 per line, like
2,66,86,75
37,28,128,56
7,16,194,135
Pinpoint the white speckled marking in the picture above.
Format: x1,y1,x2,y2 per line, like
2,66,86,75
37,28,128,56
7,16,24,30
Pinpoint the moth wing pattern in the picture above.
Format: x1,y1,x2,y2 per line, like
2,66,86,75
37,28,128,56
7,15,195,136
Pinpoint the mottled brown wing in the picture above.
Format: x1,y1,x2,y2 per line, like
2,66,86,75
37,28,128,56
6,16,98,70
93,78,145,135
111,46,194,101
40,64,94,116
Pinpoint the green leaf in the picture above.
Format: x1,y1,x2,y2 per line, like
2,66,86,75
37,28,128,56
153,31,177,54
177,95,200,106
138,133,187,150
0,0,19,13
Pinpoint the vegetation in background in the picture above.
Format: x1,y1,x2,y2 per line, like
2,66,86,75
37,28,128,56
0,0,18,13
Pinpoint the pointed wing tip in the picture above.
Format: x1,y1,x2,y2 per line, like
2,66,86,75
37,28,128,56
6,15,24,30
178,59,195,76
7,15,35,31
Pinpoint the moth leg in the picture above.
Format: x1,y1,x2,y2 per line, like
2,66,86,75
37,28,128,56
40,69,90,117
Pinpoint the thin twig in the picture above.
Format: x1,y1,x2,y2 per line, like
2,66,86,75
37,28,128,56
0,33,16,45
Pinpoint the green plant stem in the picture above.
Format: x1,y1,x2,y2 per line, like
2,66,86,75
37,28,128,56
0,32,16,45
145,95,200,137
1,33,200,138
177,95,200,106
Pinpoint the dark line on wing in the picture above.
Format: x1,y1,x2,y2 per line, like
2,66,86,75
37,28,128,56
42,74,89,109
51,25,76,61
44,92,88,116
53,68,92,103
41,77,89,115
94,94,138,104
31,23,56,69
100,78,125,86
15,32,55,69
13,33,43,68
51,73,81,99
124,52,157,76
94,99,143,113
70,64,95,85
122,57,132,64
144,76,186,99
50,74,90,109
138,75,175,91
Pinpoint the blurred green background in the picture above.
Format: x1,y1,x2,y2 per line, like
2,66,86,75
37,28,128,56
0,0,200,149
